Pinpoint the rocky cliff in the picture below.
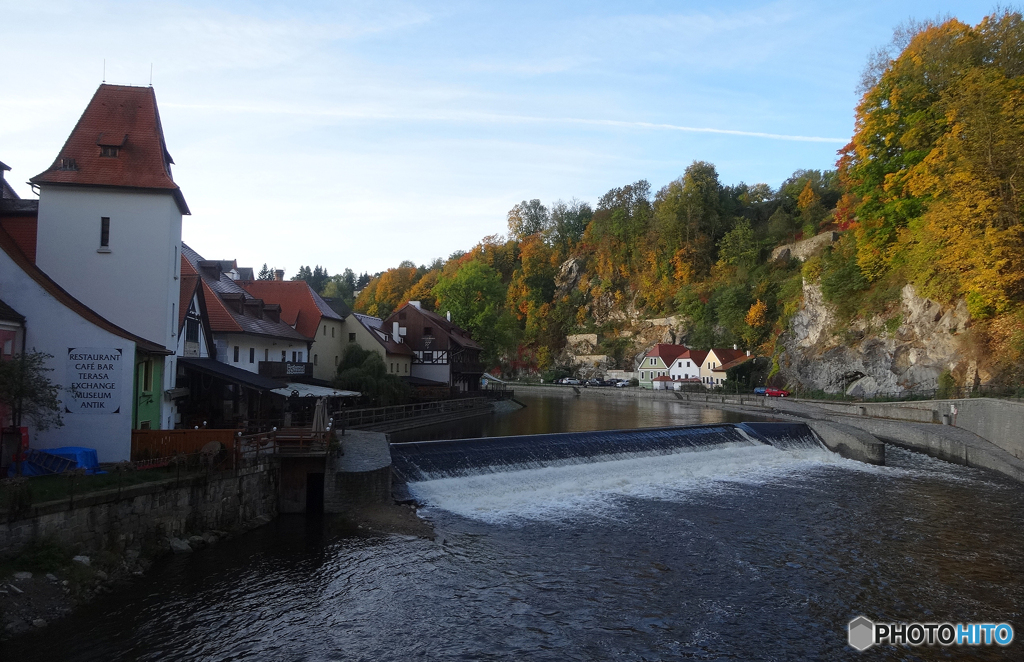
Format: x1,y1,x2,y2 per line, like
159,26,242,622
778,282,971,396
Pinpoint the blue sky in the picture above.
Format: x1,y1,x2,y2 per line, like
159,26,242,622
0,1,994,275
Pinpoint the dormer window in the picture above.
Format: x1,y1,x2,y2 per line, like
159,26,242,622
100,146,119,158
60,158,78,171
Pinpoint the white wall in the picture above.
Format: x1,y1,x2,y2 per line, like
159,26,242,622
36,186,182,429
669,358,698,380
214,333,308,373
0,248,136,462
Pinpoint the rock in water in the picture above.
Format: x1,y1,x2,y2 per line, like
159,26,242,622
12,571,32,580
168,537,193,554
72,555,91,566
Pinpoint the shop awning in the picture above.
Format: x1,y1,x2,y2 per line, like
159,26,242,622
270,382,361,399
177,357,283,391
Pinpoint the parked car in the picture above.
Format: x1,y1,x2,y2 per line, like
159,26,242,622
564,378,581,385
753,387,767,395
585,378,602,387
765,388,790,397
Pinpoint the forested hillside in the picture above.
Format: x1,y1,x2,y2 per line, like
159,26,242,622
294,11,1024,389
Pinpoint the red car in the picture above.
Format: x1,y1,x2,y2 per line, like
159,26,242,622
765,388,791,397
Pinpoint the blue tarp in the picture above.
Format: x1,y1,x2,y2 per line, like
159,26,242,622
7,446,103,476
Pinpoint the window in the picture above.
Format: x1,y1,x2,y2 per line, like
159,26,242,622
404,363,407,373
141,360,153,392
249,347,255,364
424,326,433,335
313,354,318,365
99,146,119,157
100,217,110,247
323,325,327,336
233,346,239,363
331,327,335,338
60,157,77,171
423,351,433,362
292,351,297,362
185,318,199,342
281,351,286,362
298,351,303,362
390,362,394,373
399,312,406,320
335,355,339,366
349,333,356,342
265,349,269,362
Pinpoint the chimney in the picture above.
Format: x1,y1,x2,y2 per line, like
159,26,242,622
393,321,401,342
733,344,738,350
446,311,451,322
409,300,421,309
274,269,284,282
746,350,750,356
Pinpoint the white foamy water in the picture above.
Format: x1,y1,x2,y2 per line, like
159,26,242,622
408,444,876,523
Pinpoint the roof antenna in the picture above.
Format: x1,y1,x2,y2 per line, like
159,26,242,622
103,59,106,83
149,63,153,87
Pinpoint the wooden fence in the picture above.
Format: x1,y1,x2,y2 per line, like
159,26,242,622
131,429,242,467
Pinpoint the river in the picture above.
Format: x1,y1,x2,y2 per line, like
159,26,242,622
4,391,1024,660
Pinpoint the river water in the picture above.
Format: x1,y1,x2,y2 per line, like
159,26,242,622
5,392,1024,660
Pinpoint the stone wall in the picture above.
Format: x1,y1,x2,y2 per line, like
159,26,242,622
0,460,278,556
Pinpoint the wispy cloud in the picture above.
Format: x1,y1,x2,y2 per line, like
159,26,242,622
163,101,845,143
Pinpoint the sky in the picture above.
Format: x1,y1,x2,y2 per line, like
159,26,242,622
0,1,995,276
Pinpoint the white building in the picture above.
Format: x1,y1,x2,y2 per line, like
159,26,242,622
0,225,167,461
29,84,188,430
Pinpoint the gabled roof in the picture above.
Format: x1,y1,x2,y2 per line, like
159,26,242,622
386,303,483,350
687,350,709,367
29,84,189,214
713,354,755,373
352,313,414,356
0,298,25,324
0,226,169,354
707,348,748,366
241,280,343,339
645,343,690,366
181,243,309,341
321,297,352,320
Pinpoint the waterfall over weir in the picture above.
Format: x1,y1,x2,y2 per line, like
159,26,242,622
390,422,826,485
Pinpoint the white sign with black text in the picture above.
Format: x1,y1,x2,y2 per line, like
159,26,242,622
66,347,124,414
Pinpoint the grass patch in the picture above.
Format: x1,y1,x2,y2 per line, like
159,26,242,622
2,465,206,507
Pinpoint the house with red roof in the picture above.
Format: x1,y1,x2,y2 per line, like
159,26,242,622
240,278,349,382
383,301,483,392
637,344,690,388
25,84,188,431
701,347,754,387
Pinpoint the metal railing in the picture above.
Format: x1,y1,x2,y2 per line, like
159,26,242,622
333,397,492,429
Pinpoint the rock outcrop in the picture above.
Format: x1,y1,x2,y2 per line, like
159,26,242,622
779,283,970,396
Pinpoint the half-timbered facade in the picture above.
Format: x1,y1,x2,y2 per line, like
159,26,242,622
384,301,484,392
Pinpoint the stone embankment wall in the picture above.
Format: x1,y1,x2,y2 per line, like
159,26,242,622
0,460,278,556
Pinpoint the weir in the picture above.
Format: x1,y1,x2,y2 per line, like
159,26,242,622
390,422,827,484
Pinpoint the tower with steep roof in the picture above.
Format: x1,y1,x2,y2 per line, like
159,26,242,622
30,84,188,430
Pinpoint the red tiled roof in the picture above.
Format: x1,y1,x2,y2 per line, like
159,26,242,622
0,225,169,354
709,348,748,366
714,354,754,372
653,375,674,381
687,350,709,366
240,280,343,339
200,279,243,333
30,84,189,214
646,343,690,366
385,303,483,350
